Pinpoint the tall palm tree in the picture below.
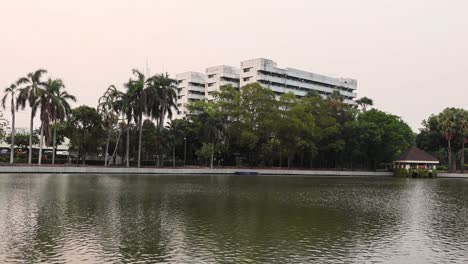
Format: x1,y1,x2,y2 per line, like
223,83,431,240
98,85,120,166
123,69,147,168
438,108,458,172
2,83,19,164
45,79,76,164
17,69,48,164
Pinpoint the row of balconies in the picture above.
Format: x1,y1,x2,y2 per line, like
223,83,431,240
257,74,357,98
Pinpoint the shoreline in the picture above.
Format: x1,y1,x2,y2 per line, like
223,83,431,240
0,166,467,178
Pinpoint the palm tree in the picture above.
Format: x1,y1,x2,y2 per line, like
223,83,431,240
45,79,76,164
147,73,178,128
2,83,19,164
438,108,458,172
17,69,48,164
98,85,120,166
356,97,373,112
124,70,148,168
166,120,185,167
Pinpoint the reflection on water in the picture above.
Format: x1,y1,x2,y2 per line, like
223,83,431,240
0,174,467,263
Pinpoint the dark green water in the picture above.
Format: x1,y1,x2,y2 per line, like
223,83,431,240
0,174,467,263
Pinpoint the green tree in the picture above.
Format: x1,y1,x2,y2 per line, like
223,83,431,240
166,119,186,167
6,131,39,149
146,73,178,128
98,85,121,166
17,69,48,164
356,97,373,112
188,100,222,168
356,109,414,170
455,109,468,173
0,110,7,143
2,83,19,163
438,108,459,172
65,106,104,164
277,93,316,168
45,79,76,164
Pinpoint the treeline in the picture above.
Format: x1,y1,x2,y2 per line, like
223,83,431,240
184,84,414,169
417,107,468,173
1,68,465,171
53,82,415,170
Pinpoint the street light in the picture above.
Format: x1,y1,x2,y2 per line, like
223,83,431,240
183,137,187,166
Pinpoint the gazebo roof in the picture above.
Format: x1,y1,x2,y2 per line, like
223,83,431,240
395,146,439,162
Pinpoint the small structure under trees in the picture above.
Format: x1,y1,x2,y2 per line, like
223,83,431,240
393,146,439,177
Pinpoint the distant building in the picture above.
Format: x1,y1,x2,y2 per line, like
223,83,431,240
239,58,357,104
394,146,439,170
174,58,357,118
205,65,240,101
175,72,206,120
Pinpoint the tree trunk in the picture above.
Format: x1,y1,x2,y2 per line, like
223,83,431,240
38,123,44,165
279,149,282,168
28,112,34,164
173,146,176,168
126,126,130,168
448,139,453,172
105,129,111,166
110,128,122,166
210,143,214,169
52,120,57,165
159,103,166,129
137,117,143,168
9,100,15,164
462,139,465,174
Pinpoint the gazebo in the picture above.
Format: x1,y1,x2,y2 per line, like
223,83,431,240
394,146,439,170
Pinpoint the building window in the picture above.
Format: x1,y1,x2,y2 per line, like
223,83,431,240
208,74,216,78
208,83,215,87
243,77,252,82
243,68,252,73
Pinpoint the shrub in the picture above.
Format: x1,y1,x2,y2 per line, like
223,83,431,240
394,168,435,178
394,168,408,178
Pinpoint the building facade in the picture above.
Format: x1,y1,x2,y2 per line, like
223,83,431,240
175,72,206,120
174,58,357,119
239,58,357,104
205,65,240,101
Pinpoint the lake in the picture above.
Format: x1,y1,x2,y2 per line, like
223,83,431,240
0,174,467,263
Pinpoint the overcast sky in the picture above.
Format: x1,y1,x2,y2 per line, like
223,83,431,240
1,0,467,131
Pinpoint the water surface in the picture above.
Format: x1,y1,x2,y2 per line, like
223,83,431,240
0,174,467,263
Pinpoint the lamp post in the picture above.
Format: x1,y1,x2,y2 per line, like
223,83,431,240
183,137,187,166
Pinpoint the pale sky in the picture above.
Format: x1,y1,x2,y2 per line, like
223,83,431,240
1,0,467,131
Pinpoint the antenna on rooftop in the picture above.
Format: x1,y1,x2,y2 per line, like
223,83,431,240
145,57,150,76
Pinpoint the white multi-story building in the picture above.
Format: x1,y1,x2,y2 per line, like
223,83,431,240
174,58,358,119
239,58,357,104
205,65,240,101
175,72,206,120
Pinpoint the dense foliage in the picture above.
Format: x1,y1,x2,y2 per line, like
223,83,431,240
2,68,465,172
417,108,468,172
181,84,414,169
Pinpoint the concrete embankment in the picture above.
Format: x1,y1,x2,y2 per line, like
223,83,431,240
1,166,467,178
438,173,468,178
0,166,392,176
